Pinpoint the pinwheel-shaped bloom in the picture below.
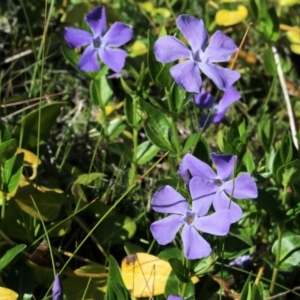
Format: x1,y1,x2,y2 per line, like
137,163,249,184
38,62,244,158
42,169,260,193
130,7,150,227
52,274,63,300
150,177,231,259
64,6,133,72
154,14,240,93
195,87,241,129
178,153,258,223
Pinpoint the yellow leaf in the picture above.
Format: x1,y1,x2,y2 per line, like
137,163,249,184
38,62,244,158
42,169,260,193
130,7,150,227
286,29,300,54
215,5,248,26
74,264,108,278
0,287,18,300
278,0,300,6
121,252,172,297
17,148,41,167
129,41,148,58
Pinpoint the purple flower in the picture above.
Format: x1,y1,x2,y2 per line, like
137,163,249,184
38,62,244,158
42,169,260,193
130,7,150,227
150,177,231,259
167,296,183,300
178,153,258,223
52,274,63,300
194,87,241,129
64,6,133,72
154,14,240,93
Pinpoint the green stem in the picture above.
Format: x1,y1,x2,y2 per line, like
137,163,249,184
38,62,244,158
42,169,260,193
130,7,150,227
270,223,283,295
166,89,181,158
180,257,191,298
130,95,139,185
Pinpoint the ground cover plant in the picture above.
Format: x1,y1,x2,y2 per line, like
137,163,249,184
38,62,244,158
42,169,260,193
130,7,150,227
1,0,300,299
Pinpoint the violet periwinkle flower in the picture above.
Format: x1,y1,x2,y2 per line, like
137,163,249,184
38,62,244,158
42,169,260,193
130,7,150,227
150,177,231,259
167,296,183,300
154,15,240,93
194,87,241,129
64,6,133,72
52,274,63,300
178,153,258,223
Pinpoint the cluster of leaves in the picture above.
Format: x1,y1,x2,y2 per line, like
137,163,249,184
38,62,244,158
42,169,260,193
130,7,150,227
0,0,300,300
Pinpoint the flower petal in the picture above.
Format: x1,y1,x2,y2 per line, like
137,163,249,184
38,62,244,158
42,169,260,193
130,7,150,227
99,47,126,72
64,28,92,48
85,6,107,36
150,215,184,245
103,22,133,47
194,91,215,109
213,191,243,223
178,153,216,183
167,296,183,300
194,209,231,235
181,225,211,259
78,45,99,71
176,15,208,53
218,87,241,112
154,36,191,63
211,152,237,181
52,274,63,300
151,185,189,214
211,111,226,123
201,30,238,63
189,177,216,216
224,173,258,199
170,60,202,93
198,63,240,91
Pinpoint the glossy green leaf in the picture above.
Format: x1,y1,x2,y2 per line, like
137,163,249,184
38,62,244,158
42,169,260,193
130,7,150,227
158,248,182,261
2,152,24,193
0,121,12,143
12,103,64,148
105,256,130,300
168,258,189,283
262,7,280,42
136,141,160,165
0,139,17,164
124,94,141,126
148,30,162,85
0,244,27,271
141,100,174,151
258,114,274,151
243,151,256,174
107,119,127,140
74,264,107,278
239,273,253,300
60,45,79,70
90,76,112,107
169,82,186,114
272,235,300,270
156,63,172,89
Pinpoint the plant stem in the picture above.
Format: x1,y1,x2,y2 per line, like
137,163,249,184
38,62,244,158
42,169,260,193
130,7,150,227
130,95,139,185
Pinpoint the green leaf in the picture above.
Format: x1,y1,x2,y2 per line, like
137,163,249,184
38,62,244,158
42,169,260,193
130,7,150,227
249,0,259,18
95,214,136,246
107,119,127,140
239,273,253,300
280,159,300,187
15,183,65,221
272,235,300,270
136,141,160,165
0,121,12,144
107,142,133,162
0,244,27,271
258,114,274,151
192,135,211,165
105,256,130,300
168,258,189,283
158,248,182,261
147,30,162,85
0,139,17,164
141,100,174,151
75,172,106,185
224,236,252,259
90,76,113,107
263,46,277,76
12,103,64,148
60,45,79,70
2,152,24,193
169,83,186,114
156,63,173,88
255,189,282,221
262,7,280,42
0,200,36,243
124,94,141,126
